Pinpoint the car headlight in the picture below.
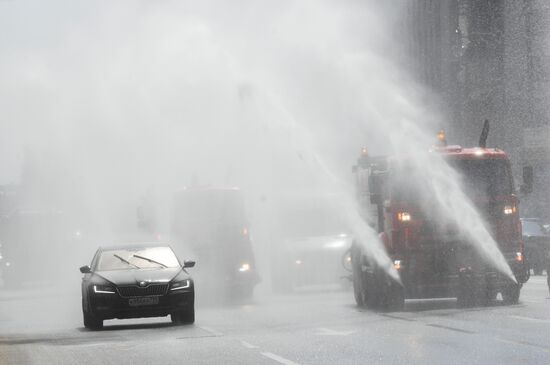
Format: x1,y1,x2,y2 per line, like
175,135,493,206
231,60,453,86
238,263,250,272
170,279,191,291
93,284,116,294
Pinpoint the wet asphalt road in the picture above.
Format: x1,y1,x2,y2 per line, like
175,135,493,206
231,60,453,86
1,277,550,365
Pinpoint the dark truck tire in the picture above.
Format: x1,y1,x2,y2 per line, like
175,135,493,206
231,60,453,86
363,271,383,309
457,273,474,307
352,273,364,307
352,268,380,309
457,273,493,308
351,246,365,306
501,284,521,305
382,282,405,311
456,280,498,308
533,263,543,276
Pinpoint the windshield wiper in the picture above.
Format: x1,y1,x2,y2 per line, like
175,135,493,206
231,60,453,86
132,254,168,268
113,254,141,269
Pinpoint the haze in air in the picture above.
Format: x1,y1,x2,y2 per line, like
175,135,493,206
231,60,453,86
0,0,514,312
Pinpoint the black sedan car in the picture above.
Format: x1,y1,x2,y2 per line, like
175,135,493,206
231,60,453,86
80,244,195,330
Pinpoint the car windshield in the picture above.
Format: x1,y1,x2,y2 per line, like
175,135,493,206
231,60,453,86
96,247,180,271
277,202,348,238
522,220,546,236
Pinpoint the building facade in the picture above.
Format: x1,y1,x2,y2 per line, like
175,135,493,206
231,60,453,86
401,0,550,218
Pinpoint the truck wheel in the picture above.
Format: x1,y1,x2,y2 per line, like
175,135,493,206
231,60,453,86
353,275,365,307
363,273,382,309
533,263,543,276
351,250,365,307
457,278,475,308
383,283,404,311
472,278,495,307
501,284,520,305
481,288,497,306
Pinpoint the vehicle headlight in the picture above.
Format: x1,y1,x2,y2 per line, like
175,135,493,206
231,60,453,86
397,212,411,222
504,205,517,215
170,279,191,291
325,240,347,249
93,284,116,294
239,263,250,272
394,259,403,270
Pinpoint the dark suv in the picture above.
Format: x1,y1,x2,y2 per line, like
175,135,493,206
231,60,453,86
521,218,550,275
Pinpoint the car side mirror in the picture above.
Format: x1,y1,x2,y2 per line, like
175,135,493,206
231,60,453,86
369,173,385,205
183,260,195,269
80,265,91,274
521,166,533,194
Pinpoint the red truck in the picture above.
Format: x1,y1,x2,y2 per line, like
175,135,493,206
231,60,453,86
350,125,530,310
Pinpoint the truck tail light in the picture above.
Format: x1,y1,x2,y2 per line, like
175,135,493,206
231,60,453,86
516,252,523,262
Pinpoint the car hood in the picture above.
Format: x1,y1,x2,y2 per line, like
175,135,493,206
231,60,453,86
524,235,550,246
95,267,184,286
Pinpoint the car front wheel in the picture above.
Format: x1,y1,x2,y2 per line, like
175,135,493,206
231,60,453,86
83,311,103,330
171,307,195,325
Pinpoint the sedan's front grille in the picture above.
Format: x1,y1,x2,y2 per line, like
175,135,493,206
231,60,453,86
117,284,168,298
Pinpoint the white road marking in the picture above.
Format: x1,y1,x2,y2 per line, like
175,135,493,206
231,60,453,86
316,327,355,336
508,315,550,323
240,340,259,349
198,326,223,336
496,337,550,353
78,342,120,348
261,352,300,365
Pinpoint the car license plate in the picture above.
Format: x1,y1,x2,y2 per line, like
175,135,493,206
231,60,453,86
128,296,159,307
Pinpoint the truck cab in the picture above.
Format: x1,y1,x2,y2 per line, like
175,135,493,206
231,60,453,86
351,137,529,310
171,187,259,300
